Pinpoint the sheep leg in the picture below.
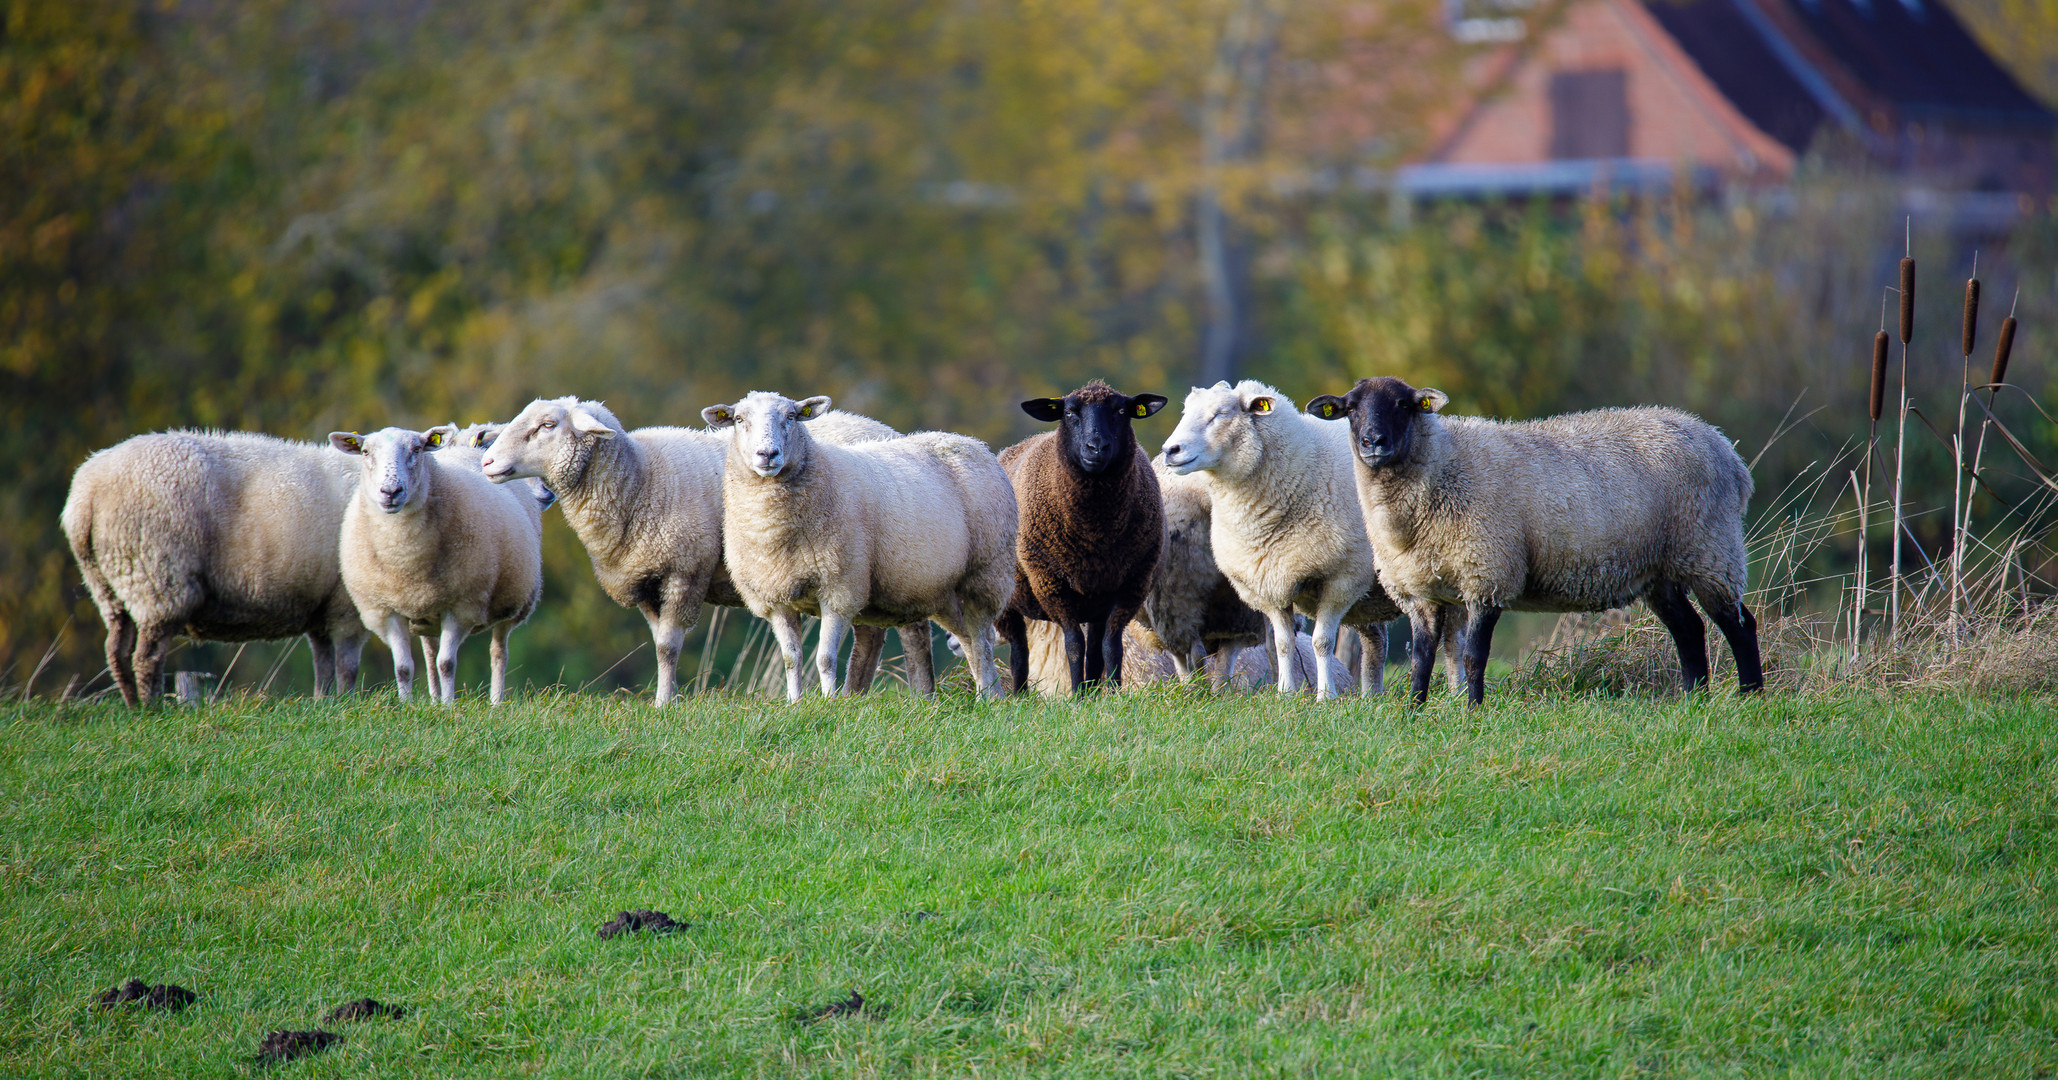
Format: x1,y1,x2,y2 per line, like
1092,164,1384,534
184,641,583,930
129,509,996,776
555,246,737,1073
1061,621,1090,695
1168,643,1195,682
1647,582,1711,692
940,618,1000,699
130,620,178,706
1206,643,1233,692
1459,602,1501,706
1405,603,1447,705
1442,612,1466,693
489,621,511,705
767,610,809,703
419,636,443,701
1309,608,1348,700
1698,591,1765,694
1000,609,1032,695
309,632,336,698
335,635,364,695
644,604,688,707
1357,626,1387,697
1265,609,1299,694
901,623,936,696
380,615,415,702
435,614,467,704
846,626,887,695
815,610,852,697
1099,612,1135,689
105,610,139,707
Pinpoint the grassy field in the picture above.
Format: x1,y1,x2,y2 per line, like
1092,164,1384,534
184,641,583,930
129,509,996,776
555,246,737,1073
2,687,2054,1077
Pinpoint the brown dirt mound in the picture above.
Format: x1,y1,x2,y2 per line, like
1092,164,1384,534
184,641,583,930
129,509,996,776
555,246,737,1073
94,979,196,1011
323,998,405,1023
597,909,685,938
256,1029,340,1065
794,989,886,1024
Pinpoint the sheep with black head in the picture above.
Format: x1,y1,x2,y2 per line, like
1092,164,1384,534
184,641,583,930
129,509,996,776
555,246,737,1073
1307,376,1763,706
997,381,1168,694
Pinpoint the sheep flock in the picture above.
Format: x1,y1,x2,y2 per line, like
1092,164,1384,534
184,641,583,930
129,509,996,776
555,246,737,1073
61,376,1762,706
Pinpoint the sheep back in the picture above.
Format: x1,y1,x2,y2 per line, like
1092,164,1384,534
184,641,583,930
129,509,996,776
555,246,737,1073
1364,406,1752,612
998,432,1164,624
62,431,362,642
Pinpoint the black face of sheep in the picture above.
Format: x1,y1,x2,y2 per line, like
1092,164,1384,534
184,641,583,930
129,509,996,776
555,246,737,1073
1306,377,1449,470
1021,383,1167,475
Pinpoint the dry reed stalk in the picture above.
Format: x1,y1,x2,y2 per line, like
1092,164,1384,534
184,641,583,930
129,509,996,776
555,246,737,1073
1891,247,1914,639
1951,266,1979,637
1861,323,1889,650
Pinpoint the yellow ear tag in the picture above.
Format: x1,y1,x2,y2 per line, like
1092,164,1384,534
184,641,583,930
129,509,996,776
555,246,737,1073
1252,398,1273,414
1134,404,1147,417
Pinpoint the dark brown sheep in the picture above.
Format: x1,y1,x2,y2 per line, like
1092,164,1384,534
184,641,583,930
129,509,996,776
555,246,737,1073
998,381,1168,693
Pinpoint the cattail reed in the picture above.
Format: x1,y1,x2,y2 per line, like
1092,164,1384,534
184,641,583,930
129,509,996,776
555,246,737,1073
1950,264,1980,637
1889,247,1913,641
1992,315,2016,387
1962,277,1980,357
1899,257,1916,343
1869,331,1888,421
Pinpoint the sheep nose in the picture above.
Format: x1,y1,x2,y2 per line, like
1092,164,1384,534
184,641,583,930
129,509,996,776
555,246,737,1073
1163,442,1183,458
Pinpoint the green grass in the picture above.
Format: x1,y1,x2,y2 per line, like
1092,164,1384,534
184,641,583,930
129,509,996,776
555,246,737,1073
2,688,2055,1077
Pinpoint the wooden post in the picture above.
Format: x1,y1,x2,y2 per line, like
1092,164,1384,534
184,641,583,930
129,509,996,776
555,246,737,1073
174,671,211,705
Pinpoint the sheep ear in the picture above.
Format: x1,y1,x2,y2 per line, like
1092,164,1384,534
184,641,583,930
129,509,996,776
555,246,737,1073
702,404,738,429
1305,395,1347,421
1247,396,1274,415
1212,381,1232,391
1417,389,1449,413
1130,394,1168,419
329,432,366,455
1021,398,1064,422
471,425,501,449
569,408,616,438
423,425,456,450
795,395,832,421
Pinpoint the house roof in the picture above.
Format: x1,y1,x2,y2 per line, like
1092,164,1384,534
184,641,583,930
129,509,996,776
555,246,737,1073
1650,0,2053,149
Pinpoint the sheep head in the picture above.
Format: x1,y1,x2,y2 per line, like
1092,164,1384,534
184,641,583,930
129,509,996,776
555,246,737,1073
1161,380,1291,480
1305,377,1448,471
331,426,449,514
1020,380,1165,476
703,391,832,479
480,397,618,487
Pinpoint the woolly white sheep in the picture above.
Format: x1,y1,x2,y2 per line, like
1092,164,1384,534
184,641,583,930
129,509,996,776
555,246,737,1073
61,431,369,705
476,397,923,703
333,426,543,704
1306,376,1764,704
701,391,1017,701
1159,380,1400,700
1132,455,1267,688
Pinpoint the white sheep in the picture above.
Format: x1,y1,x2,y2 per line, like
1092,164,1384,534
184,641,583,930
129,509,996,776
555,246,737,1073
332,426,543,704
1160,380,1406,700
1132,455,1268,688
701,391,1017,701
476,397,924,703
1306,376,1764,704
61,431,368,705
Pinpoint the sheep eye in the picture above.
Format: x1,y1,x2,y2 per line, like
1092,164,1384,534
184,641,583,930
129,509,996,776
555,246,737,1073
540,419,556,430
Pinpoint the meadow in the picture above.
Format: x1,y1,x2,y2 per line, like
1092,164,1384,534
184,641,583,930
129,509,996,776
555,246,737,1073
4,685,2054,1077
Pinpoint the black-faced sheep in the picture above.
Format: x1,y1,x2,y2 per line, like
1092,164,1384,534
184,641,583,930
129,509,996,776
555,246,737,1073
996,381,1168,694
1307,376,1764,705
60,431,368,705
